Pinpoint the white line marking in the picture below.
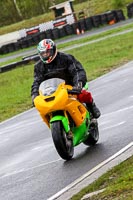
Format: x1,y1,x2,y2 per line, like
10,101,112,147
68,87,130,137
101,105,133,118
99,120,111,126
48,142,133,200
0,158,61,179
101,121,126,131
0,108,35,125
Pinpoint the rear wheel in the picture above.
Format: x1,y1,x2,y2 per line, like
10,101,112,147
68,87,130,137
83,119,99,146
51,121,74,160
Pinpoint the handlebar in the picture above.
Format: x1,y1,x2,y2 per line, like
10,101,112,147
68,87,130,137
67,89,81,95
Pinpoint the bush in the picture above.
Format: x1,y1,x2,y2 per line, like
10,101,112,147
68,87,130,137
112,0,125,9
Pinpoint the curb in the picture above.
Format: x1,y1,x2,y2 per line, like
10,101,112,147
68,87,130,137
48,142,133,200
0,59,29,73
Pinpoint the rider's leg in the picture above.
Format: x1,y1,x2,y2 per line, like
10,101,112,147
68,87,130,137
77,90,101,119
86,101,101,119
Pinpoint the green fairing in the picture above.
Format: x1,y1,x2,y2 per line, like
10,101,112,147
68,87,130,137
72,112,90,146
50,115,70,132
50,112,90,147
84,82,89,90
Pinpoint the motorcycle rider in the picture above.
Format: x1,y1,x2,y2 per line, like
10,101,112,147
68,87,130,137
31,39,101,119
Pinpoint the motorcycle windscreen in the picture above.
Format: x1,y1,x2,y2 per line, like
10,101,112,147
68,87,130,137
39,78,65,96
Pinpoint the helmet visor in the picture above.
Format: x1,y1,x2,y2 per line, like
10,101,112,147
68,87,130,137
40,49,53,62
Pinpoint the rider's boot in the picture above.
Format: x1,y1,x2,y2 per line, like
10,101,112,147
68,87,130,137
86,100,101,119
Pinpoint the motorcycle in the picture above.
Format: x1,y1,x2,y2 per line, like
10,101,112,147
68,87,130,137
34,78,99,160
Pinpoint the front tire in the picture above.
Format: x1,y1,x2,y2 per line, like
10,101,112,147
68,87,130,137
51,121,74,160
83,119,99,146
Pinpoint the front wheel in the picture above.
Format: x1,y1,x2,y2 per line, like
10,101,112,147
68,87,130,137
83,119,99,146
51,121,74,160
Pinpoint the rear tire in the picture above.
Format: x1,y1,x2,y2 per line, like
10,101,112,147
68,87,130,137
51,121,74,160
83,119,99,146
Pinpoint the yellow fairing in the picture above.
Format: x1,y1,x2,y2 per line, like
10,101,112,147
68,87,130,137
34,82,87,127
66,99,87,126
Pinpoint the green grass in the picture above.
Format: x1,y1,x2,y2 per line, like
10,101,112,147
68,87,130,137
67,30,133,80
0,20,133,66
1,21,133,67
0,12,54,35
0,65,33,121
0,25,133,122
59,23,133,50
71,156,133,200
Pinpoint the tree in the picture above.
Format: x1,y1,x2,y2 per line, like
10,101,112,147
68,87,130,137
13,0,23,19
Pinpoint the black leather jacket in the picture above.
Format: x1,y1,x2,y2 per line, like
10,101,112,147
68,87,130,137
31,51,87,97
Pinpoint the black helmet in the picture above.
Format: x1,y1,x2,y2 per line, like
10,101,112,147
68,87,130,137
37,39,57,64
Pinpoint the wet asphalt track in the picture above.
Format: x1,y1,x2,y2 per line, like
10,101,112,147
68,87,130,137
0,61,133,199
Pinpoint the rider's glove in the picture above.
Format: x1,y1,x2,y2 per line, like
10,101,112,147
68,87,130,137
32,93,38,107
72,82,83,94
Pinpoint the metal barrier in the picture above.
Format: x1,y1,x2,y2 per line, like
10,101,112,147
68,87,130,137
0,54,39,73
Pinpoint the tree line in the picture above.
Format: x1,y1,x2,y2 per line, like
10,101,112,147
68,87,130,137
0,0,87,27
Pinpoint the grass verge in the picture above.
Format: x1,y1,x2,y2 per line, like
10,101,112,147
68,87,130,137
1,21,133,66
0,25,133,122
71,156,133,200
0,64,33,122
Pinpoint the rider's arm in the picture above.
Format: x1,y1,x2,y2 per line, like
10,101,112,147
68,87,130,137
31,61,44,101
67,54,87,87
